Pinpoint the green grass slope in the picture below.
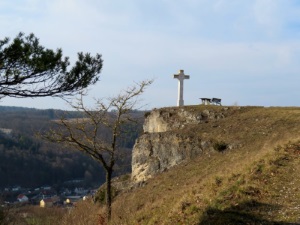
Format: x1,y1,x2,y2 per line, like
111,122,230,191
74,106,300,224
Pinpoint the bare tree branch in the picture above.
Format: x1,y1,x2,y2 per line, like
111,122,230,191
41,79,153,221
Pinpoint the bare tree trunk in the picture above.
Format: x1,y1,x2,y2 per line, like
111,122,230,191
105,168,113,221
41,79,153,222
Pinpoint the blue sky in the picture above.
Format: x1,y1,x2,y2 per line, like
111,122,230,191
1,0,300,110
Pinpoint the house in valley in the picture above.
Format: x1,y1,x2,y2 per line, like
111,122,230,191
17,194,29,203
40,198,54,207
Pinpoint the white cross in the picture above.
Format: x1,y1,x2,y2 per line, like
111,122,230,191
173,69,190,106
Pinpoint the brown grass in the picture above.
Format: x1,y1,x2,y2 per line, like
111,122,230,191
64,106,300,224
108,106,300,224
61,200,105,225
0,205,66,225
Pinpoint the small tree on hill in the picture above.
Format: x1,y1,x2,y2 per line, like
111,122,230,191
0,32,103,98
43,79,153,221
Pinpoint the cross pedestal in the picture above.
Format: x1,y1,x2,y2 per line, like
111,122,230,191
173,69,190,106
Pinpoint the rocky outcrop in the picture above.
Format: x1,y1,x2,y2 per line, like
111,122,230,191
143,107,226,133
131,132,214,182
132,107,230,183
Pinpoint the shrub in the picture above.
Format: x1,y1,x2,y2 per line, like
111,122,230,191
213,141,228,152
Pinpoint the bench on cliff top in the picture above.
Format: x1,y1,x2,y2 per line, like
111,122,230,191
200,98,222,106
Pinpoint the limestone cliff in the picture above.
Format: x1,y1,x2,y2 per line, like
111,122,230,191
131,106,234,183
143,107,226,133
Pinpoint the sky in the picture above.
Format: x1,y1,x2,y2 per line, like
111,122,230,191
1,0,300,110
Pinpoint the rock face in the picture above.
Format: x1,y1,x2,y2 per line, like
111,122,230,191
143,107,226,133
131,133,214,182
132,107,228,183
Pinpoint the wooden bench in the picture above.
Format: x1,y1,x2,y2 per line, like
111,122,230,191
200,98,222,106
200,98,211,105
211,98,222,106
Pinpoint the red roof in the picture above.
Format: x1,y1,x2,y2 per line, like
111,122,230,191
17,194,26,199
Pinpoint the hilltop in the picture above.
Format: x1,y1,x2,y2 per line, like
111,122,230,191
9,106,300,224
103,106,300,224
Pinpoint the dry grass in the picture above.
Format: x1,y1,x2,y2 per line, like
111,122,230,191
66,106,300,224
0,205,66,225
199,141,300,224
108,106,300,224
61,200,105,225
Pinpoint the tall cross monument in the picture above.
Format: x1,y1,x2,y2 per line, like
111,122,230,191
173,69,190,106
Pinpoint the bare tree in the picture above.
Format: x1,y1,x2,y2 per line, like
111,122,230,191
43,79,153,221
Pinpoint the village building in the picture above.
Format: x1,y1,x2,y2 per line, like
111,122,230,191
40,198,54,208
74,187,88,195
39,196,60,208
17,194,29,203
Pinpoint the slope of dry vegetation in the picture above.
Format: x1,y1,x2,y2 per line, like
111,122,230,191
65,106,300,224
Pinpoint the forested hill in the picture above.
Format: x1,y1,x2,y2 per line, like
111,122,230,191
0,106,144,189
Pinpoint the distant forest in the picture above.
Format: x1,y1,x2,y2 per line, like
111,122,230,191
0,106,144,189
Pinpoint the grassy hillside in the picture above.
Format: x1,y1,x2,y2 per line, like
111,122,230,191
66,106,300,224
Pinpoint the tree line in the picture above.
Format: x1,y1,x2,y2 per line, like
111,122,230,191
0,106,143,189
